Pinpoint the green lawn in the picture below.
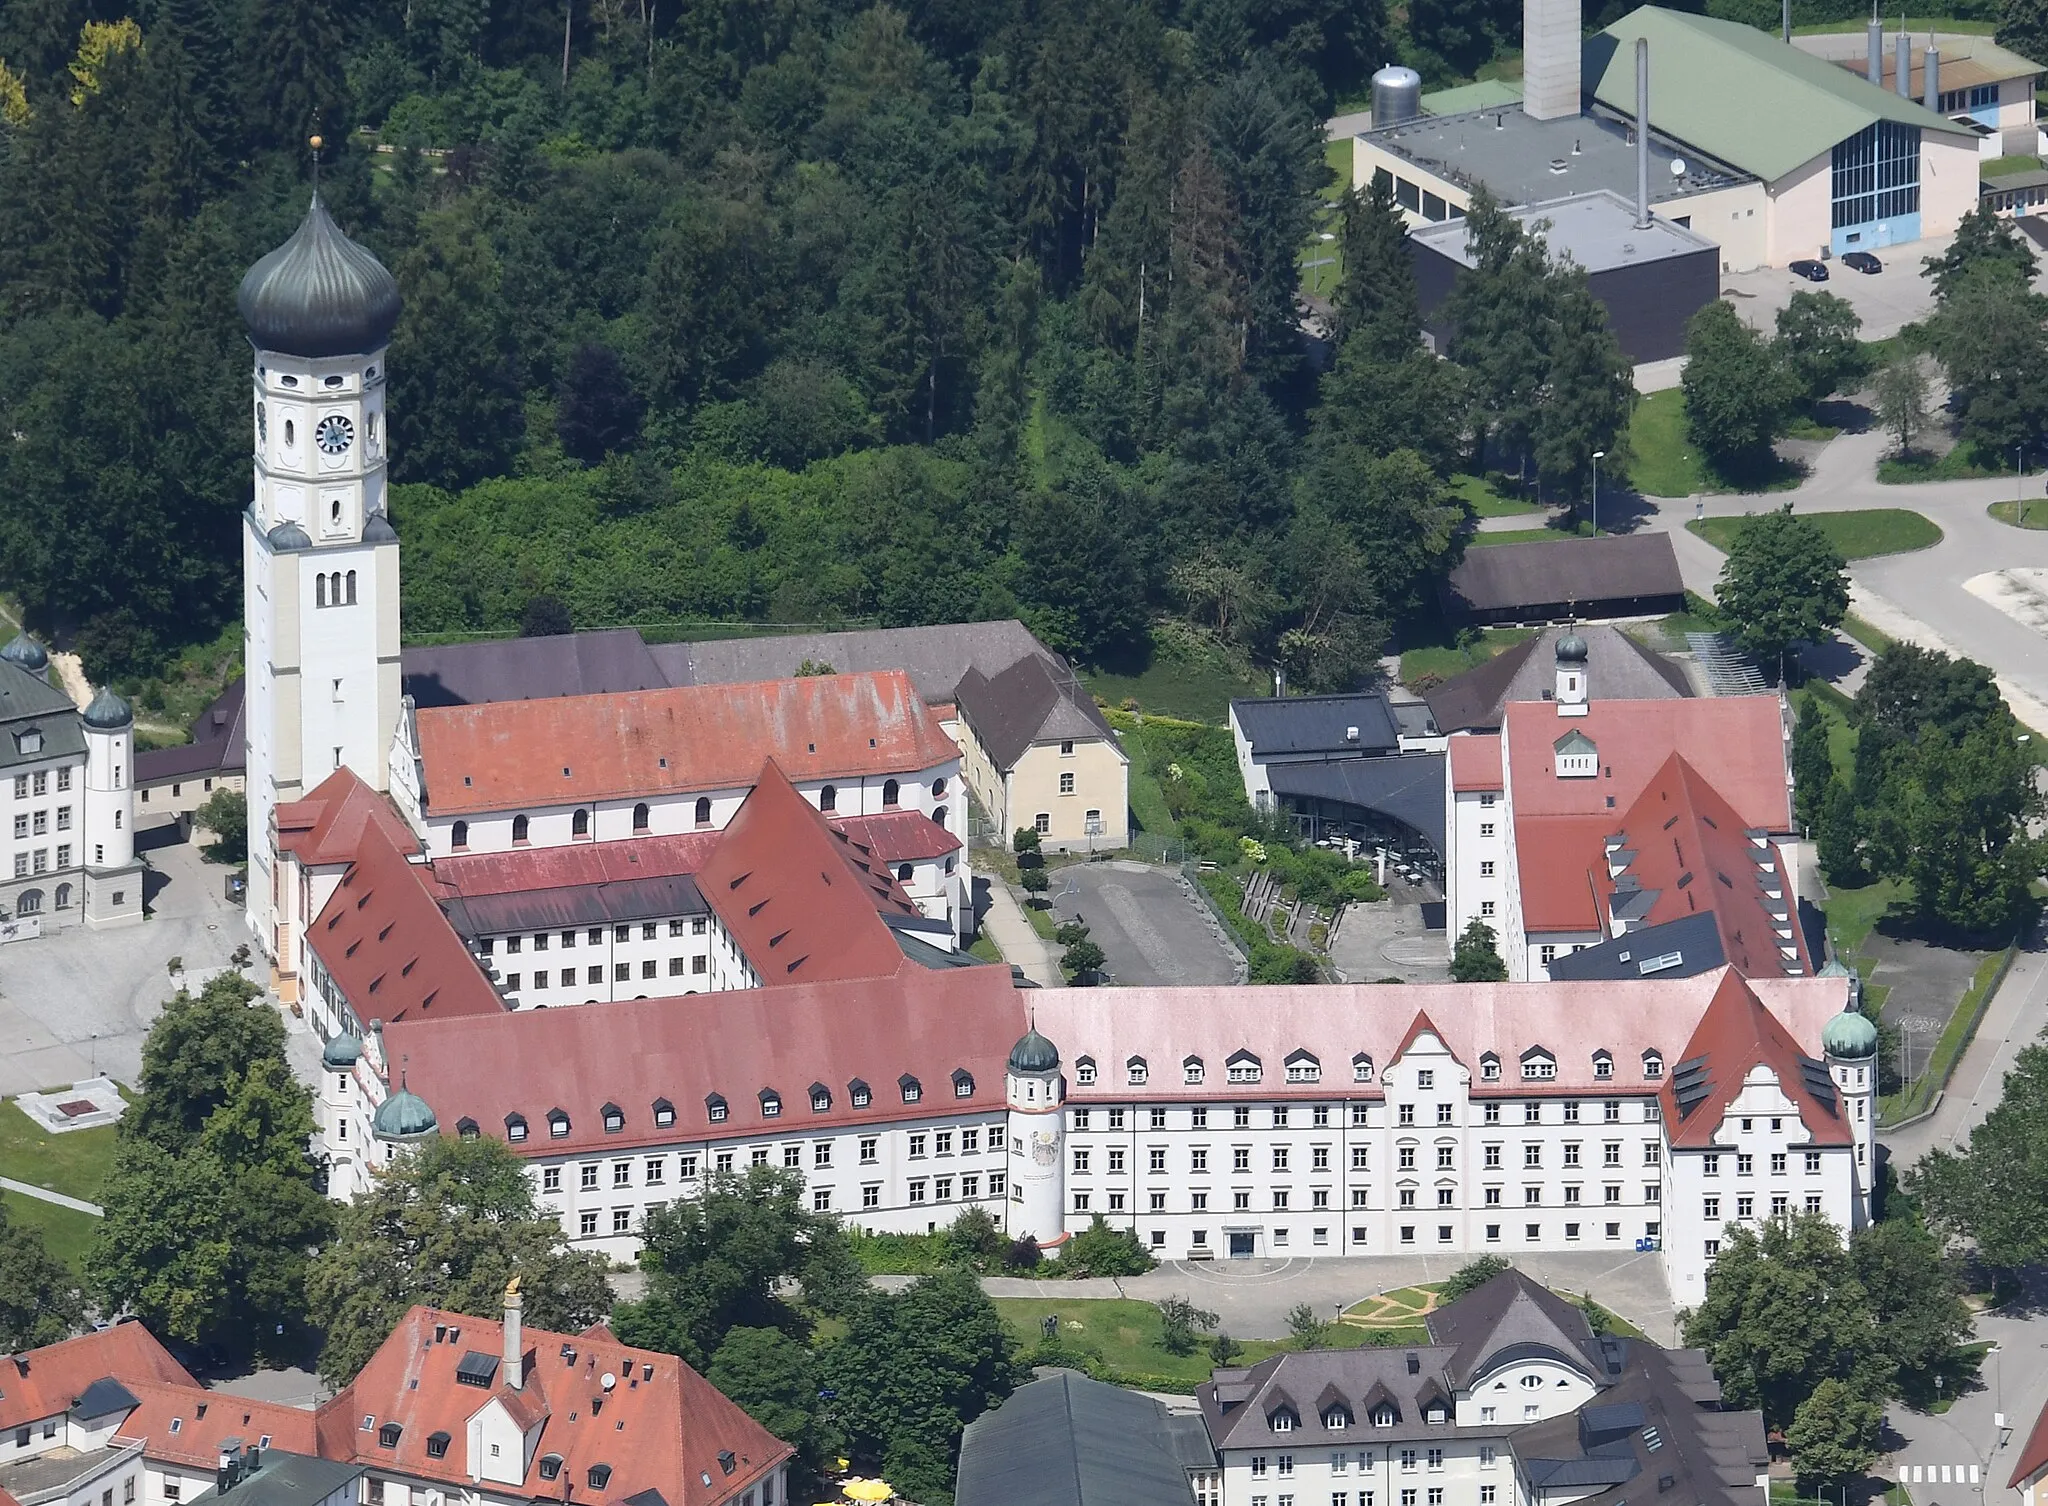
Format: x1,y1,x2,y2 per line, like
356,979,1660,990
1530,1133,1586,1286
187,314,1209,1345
1984,154,2044,178
1469,526,1586,547
1878,445,2005,484
1841,613,1896,655
0,1098,123,1203
2,1191,99,1272
1686,509,1941,561
967,934,1003,964
996,1297,1425,1390
1794,12,1994,31
1084,657,1264,725
1990,498,2048,529
1824,876,1908,960
1627,388,1711,498
1452,473,1544,518
1791,686,1857,781
1399,627,1536,689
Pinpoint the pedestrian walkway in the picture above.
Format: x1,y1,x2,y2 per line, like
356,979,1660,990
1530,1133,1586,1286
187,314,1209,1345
0,1175,103,1216
977,877,1064,988
1898,1463,1982,1487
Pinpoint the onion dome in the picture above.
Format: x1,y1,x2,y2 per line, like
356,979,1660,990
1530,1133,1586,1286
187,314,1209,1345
81,686,132,730
238,195,402,359
363,512,398,544
372,1083,439,1142
322,1033,362,1069
1,632,49,673
1555,632,1589,664
267,520,312,553
1821,1009,1878,1059
1008,1027,1060,1074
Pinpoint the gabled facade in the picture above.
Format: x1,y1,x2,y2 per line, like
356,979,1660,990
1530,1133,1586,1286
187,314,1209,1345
955,656,1127,853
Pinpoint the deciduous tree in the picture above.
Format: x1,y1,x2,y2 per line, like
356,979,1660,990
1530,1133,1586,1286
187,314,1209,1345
1775,291,1866,407
1786,1378,1883,1487
1450,918,1508,982
0,1197,83,1350
1681,301,1800,481
1714,507,1850,679
1872,354,1933,456
1919,1042,2048,1270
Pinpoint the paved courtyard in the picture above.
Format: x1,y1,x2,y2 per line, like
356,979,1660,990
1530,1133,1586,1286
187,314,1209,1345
1327,897,1451,984
0,822,251,1097
1043,861,1240,987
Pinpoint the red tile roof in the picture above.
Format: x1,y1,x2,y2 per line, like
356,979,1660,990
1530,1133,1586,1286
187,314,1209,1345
2010,1396,2048,1489
428,834,725,900
834,811,962,864
1661,971,1851,1148
1503,697,1790,828
415,670,956,817
693,763,919,985
113,1381,319,1469
276,768,420,866
0,1324,195,1431
1449,734,1503,792
1515,815,1622,932
385,962,1023,1154
316,1306,790,1506
306,820,506,1026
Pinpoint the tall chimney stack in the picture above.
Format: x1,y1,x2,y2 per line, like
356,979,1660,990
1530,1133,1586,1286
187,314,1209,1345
1896,17,1910,95
1782,0,1791,43
1867,15,1883,81
1635,38,1652,230
503,1278,524,1390
1923,44,1940,109
1523,0,1583,120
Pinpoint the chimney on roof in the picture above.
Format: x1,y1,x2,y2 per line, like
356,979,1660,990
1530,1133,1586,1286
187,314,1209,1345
1923,44,1940,109
1634,38,1652,231
504,1277,524,1390
1867,11,1883,81
216,1440,244,1497
1522,0,1581,119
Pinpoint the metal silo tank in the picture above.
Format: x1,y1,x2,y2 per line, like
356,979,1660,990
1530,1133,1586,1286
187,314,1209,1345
1371,66,1423,127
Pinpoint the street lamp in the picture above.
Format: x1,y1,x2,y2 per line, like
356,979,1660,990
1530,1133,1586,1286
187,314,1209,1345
1591,451,1606,535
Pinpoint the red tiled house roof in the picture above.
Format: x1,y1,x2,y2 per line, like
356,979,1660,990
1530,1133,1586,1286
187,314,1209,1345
834,811,961,864
315,1307,790,1506
114,1382,319,1469
1448,733,1503,792
1661,970,1851,1147
414,670,956,817
276,767,421,866
0,1326,196,1431
426,834,726,900
1502,697,1790,827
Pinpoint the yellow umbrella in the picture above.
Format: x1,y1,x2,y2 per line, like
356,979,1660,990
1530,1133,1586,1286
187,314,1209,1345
842,1480,894,1502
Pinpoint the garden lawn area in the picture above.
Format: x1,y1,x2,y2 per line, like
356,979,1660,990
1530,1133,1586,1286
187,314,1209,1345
1823,876,1908,961
2,1190,98,1272
0,1097,123,1203
1878,445,2004,483
1626,389,1710,498
1990,498,2048,529
1841,613,1895,655
1686,509,1941,561
1085,656,1263,725
1452,473,1544,518
1399,627,1535,689
967,934,1002,964
1790,687,1856,780
995,1297,1425,1390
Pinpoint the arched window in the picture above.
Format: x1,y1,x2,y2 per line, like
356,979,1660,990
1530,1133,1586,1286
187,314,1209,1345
632,802,650,833
512,814,530,844
16,889,41,915
113,811,121,830
694,796,712,826
451,820,469,851
315,575,328,608
345,570,357,604
896,863,914,881
882,779,900,807
819,785,837,813
932,806,948,830
330,499,342,526
283,419,295,446
932,777,947,798
53,883,71,909
572,809,590,838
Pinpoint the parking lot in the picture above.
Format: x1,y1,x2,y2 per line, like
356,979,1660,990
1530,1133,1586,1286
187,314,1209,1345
1042,860,1242,987
1721,227,1990,339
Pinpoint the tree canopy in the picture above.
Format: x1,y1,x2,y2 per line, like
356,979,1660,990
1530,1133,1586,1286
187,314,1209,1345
1713,507,1850,677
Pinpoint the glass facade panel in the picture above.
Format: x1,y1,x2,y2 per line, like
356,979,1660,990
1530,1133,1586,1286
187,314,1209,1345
1832,121,1920,231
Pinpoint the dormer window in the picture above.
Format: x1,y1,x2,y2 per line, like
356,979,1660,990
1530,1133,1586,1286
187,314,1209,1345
1270,1408,1297,1433
1352,1054,1374,1083
538,1456,563,1482
1285,1050,1321,1084
653,1098,675,1128
811,1083,833,1113
1226,1051,1262,1084
1642,1050,1664,1079
1427,1405,1447,1424
899,1074,922,1104
761,1089,782,1117
849,1079,872,1108
1184,1056,1205,1085
1075,1057,1097,1086
1480,1053,1501,1083
1126,1056,1148,1086
15,729,41,756
1373,1406,1396,1427
506,1113,528,1142
602,1103,625,1133
1593,1051,1614,1080
1521,1048,1557,1081
587,1465,612,1490
1325,1408,1351,1430
426,1432,450,1459
547,1109,570,1138
706,1093,728,1123
378,1423,402,1448
952,1068,975,1098
1553,730,1598,778
456,1117,479,1140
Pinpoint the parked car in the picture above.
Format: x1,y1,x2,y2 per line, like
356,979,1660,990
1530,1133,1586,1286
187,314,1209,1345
1842,251,1882,274
1789,259,1829,282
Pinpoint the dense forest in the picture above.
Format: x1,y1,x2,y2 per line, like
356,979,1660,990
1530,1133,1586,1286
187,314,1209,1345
0,0,1635,695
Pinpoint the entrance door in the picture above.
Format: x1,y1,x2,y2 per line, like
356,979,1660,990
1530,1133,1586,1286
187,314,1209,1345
1228,1232,1256,1258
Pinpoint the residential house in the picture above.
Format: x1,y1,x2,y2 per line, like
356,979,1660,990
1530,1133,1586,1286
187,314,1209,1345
955,656,1127,853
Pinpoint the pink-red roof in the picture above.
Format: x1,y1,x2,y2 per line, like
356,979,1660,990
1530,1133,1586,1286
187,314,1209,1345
1502,697,1790,828
386,962,1023,1154
114,1381,319,1469
276,767,420,865
1449,733,1504,792
306,819,506,1026
316,1306,790,1506
415,670,956,817
0,1324,196,1431
1661,971,1851,1147
835,811,962,864
428,833,725,900
2011,1397,2048,1488
1515,815,1621,933
1035,969,1850,1103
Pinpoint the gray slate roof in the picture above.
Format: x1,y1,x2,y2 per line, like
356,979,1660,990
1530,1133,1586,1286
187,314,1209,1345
208,1451,368,1506
1201,1345,1465,1452
1442,536,1685,617
1425,626,1692,733
439,874,708,940
655,620,1051,705
955,655,1118,772
956,1370,1210,1506
237,196,402,359
1265,753,1447,856
1232,693,1411,757
1546,911,1727,983
400,629,671,708
137,680,247,784
0,661,85,775
1425,1269,1603,1388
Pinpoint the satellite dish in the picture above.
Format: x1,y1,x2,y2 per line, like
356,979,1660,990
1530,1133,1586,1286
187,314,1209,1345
1670,158,1687,177
600,1372,617,1392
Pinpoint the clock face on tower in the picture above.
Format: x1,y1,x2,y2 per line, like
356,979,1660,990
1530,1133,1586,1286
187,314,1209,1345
315,415,355,455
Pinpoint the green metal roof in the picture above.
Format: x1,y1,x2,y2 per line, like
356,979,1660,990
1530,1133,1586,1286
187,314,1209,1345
1422,78,1523,116
1587,6,1977,183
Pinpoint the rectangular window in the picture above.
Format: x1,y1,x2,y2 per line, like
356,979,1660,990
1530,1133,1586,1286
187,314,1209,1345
579,1211,599,1237
542,1167,562,1193
863,1184,881,1209
1831,119,1921,231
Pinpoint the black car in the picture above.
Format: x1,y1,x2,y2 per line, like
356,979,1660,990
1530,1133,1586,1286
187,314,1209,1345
1842,251,1883,274
1789,259,1830,282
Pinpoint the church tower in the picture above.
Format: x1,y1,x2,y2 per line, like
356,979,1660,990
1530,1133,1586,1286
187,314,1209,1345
237,195,404,960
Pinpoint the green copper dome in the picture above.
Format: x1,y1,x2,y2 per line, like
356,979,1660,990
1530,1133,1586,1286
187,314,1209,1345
238,195,402,358
372,1084,438,1141
81,685,132,730
321,1033,362,1069
1007,1027,1059,1074
1821,1009,1878,1059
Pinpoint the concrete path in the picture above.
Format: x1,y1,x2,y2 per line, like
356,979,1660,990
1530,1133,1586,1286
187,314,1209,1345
0,1175,102,1216
977,877,1064,988
1045,862,1239,987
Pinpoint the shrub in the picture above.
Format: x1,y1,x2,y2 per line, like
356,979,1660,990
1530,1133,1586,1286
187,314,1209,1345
1058,1215,1155,1277
1439,1255,1512,1303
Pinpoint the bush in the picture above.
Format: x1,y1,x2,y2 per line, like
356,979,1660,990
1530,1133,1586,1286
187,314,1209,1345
1004,1235,1043,1271
944,1207,1008,1271
1057,1215,1155,1277
1439,1255,1512,1303
1158,1295,1220,1356
1209,1332,1244,1366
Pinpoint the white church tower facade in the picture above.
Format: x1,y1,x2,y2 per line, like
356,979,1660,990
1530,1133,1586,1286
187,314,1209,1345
237,197,404,961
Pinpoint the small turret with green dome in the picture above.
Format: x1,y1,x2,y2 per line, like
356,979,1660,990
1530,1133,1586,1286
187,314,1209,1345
1822,1008,1878,1059
0,631,48,675
1008,1026,1060,1075
372,1075,438,1142
81,685,132,730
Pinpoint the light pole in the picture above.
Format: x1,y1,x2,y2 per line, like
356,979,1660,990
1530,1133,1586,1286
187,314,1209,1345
1591,450,1606,535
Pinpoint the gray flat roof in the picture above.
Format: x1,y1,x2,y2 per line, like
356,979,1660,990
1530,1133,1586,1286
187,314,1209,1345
1361,103,1750,211
1413,189,1718,273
